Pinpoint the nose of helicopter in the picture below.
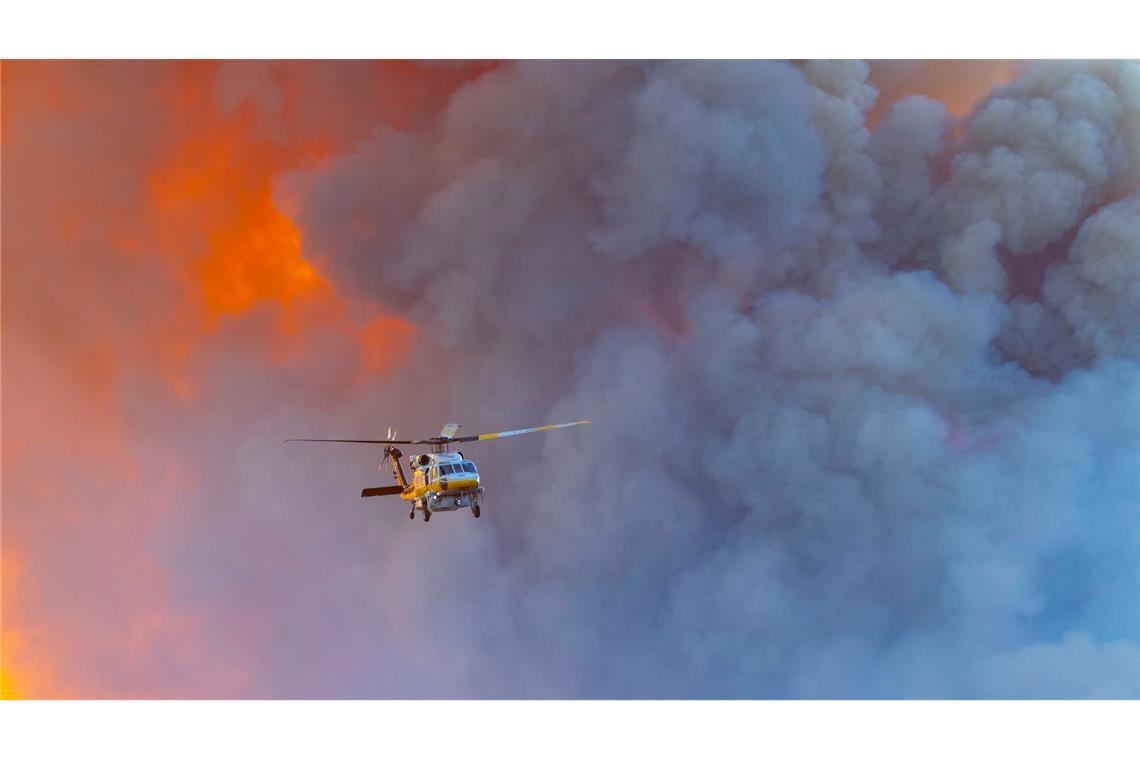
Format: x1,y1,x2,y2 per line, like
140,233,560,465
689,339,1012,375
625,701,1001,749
441,474,479,491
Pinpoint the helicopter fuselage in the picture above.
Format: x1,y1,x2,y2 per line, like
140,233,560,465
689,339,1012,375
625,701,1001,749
404,451,483,513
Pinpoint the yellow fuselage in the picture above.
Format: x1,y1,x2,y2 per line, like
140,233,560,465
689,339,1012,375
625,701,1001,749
403,474,480,500
400,453,481,509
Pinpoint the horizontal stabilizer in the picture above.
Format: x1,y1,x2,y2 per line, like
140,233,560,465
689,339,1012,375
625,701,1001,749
361,485,404,498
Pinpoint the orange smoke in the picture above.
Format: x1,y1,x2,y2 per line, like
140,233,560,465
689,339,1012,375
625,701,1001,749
1,60,490,697
142,61,496,391
151,63,328,321
868,60,1017,127
2,553,33,699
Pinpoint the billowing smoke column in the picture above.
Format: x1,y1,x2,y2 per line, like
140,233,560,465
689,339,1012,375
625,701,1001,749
278,60,1139,697
3,60,1137,699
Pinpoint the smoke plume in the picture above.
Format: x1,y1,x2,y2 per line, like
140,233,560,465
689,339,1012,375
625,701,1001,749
3,60,1137,698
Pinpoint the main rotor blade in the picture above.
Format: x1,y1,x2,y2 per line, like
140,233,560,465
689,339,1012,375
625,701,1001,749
450,420,591,443
285,438,420,445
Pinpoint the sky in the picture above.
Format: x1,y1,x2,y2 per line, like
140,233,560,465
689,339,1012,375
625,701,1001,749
1,59,1137,699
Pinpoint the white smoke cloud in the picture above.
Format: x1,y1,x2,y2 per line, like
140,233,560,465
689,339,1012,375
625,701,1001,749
248,60,1140,697
953,65,1133,260
1045,194,1140,360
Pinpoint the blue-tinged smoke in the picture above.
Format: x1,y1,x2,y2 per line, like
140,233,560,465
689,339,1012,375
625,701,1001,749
258,60,1140,697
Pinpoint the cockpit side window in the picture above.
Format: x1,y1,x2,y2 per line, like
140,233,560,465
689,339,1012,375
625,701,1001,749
462,462,476,473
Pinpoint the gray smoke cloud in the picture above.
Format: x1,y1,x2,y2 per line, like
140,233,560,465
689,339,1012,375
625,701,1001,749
229,60,1140,698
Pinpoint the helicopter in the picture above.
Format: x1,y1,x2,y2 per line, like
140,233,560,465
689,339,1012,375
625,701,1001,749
286,420,590,522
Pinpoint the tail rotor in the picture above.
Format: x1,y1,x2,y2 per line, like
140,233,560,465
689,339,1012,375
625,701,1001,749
380,426,408,489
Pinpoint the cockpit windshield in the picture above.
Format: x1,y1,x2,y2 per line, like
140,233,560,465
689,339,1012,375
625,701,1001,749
437,462,477,476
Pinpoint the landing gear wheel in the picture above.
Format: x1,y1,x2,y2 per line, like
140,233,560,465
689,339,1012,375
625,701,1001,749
423,508,431,523
409,509,415,520
472,504,481,518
